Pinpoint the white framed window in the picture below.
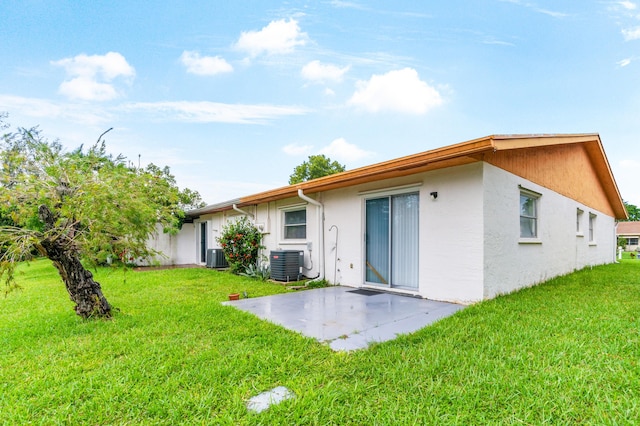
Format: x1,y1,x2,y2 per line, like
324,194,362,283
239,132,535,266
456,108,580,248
283,208,306,240
520,189,540,239
576,208,584,236
628,237,639,246
589,213,596,243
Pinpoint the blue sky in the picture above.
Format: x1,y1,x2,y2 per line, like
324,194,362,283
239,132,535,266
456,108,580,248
1,0,639,207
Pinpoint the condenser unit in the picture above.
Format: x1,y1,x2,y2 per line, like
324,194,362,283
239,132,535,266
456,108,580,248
270,250,304,282
206,248,228,268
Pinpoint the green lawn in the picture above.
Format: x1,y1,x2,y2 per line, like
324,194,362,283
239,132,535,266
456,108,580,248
1,259,639,424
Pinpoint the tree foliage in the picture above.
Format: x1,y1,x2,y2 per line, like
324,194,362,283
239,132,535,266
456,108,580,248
623,201,639,222
0,121,203,318
288,154,346,184
217,216,264,275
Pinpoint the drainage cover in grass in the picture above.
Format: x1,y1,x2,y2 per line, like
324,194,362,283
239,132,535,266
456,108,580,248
246,386,295,413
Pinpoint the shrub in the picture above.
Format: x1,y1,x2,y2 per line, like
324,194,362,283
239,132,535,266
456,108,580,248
240,262,271,281
217,216,264,275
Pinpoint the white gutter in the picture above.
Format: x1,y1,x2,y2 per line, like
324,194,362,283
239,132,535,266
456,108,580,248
298,189,325,281
614,221,620,263
232,204,254,219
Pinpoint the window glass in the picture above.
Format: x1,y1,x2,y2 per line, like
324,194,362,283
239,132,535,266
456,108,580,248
589,214,596,242
576,209,583,234
520,193,538,238
284,209,306,239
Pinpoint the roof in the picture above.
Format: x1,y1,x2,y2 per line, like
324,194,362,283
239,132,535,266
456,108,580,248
617,221,640,236
188,134,628,220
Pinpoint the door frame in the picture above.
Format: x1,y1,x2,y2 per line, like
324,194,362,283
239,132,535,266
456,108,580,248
362,190,420,290
198,221,208,264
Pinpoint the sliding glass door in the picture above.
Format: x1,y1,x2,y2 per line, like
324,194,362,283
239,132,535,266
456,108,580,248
365,192,419,289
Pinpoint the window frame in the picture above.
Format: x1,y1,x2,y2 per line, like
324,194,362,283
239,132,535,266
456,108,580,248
588,213,597,244
576,208,584,237
281,206,307,241
519,187,541,243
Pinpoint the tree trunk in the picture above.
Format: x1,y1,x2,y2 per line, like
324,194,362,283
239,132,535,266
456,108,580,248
38,205,112,319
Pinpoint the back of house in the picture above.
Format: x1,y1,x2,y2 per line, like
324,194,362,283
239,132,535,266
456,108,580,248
154,134,627,304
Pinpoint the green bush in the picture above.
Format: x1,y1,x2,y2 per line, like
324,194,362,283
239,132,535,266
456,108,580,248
217,216,264,275
240,262,271,281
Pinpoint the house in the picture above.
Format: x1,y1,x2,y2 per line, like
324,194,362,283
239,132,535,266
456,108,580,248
162,134,628,304
617,221,640,252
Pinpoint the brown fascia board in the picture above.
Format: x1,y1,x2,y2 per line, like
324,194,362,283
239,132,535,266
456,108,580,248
186,199,240,219
189,134,627,219
490,133,600,149
580,137,627,220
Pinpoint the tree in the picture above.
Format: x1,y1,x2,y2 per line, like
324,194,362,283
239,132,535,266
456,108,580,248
624,201,639,221
288,154,346,184
0,124,203,318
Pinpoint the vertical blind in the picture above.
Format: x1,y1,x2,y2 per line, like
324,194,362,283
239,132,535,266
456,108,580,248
365,192,419,288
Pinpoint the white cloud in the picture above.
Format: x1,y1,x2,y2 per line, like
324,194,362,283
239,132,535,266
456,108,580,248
618,1,637,10
234,19,307,57
282,138,373,164
283,143,314,156
122,100,309,124
330,0,367,10
301,60,350,83
618,58,632,67
348,68,443,114
622,26,640,40
51,52,135,101
57,78,118,101
180,51,233,75
620,159,640,169
500,0,568,18
0,94,112,125
318,138,373,163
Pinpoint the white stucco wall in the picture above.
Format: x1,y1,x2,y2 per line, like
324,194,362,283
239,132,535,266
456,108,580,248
141,222,197,266
316,163,486,303
482,163,616,299
173,222,196,265
419,163,485,303
259,197,317,277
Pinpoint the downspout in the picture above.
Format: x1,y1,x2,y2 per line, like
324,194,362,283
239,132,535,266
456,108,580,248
298,189,325,281
614,221,620,264
232,204,254,220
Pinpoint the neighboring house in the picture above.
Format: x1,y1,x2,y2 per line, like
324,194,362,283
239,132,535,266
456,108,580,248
617,221,640,251
160,134,627,304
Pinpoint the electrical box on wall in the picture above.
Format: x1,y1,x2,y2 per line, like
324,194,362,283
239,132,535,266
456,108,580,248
255,219,270,233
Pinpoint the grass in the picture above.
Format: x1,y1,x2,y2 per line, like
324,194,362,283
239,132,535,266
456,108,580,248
1,258,639,424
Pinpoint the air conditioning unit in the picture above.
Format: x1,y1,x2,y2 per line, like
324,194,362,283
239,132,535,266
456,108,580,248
206,248,228,268
270,250,304,282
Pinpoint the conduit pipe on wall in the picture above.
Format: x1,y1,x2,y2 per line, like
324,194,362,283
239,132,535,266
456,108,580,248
298,189,325,281
232,204,254,220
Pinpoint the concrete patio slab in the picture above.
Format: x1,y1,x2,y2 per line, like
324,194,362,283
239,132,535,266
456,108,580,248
222,286,465,351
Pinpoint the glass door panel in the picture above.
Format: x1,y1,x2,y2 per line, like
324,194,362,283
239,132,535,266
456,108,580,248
365,193,419,289
365,198,389,284
391,193,419,288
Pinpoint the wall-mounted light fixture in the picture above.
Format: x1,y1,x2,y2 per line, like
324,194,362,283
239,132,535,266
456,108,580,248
430,191,438,200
